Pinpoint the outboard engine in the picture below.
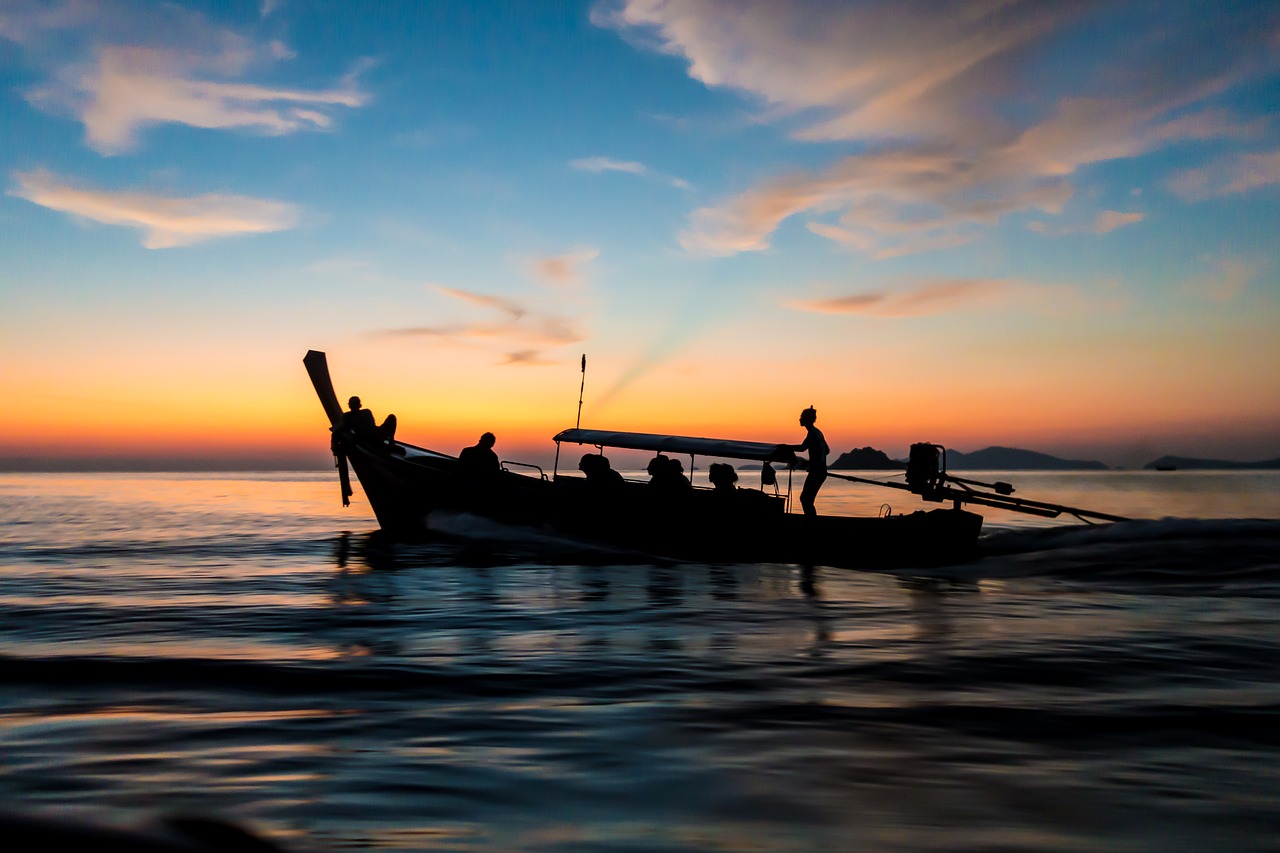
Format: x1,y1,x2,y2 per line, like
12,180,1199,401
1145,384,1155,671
906,443,946,499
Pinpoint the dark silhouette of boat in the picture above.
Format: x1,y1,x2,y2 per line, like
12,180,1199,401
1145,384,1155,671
305,351,1123,568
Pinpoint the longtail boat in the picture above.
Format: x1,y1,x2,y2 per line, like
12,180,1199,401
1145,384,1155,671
305,351,1124,568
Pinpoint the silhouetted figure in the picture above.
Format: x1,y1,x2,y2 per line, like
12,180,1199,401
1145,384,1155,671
708,462,738,494
647,454,691,492
460,432,500,475
668,458,691,488
580,453,625,486
331,396,399,506
788,406,829,517
646,453,669,481
340,395,397,444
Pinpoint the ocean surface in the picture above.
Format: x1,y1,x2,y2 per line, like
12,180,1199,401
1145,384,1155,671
2,470,1279,851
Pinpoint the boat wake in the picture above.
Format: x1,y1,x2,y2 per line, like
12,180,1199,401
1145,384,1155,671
403,514,1280,589
950,518,1280,588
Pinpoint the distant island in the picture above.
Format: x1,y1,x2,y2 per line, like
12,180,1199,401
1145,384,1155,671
829,445,1109,471
825,444,1280,472
945,446,1109,470
829,447,903,470
1142,455,1280,471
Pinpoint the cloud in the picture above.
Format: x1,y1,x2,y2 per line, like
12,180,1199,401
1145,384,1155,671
1167,150,1280,201
529,248,600,287
571,155,690,189
571,156,648,176
378,285,588,366
1028,209,1144,236
597,1,1278,257
678,144,1079,257
1182,257,1258,303
432,286,526,321
1092,210,1144,234
786,276,1098,318
502,350,560,366
6,1,369,153
0,0,96,43
595,0,1085,145
9,169,299,248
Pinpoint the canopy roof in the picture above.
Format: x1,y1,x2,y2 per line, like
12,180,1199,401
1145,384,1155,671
554,428,796,463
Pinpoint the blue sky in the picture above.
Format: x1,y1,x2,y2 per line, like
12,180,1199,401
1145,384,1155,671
1,0,1278,469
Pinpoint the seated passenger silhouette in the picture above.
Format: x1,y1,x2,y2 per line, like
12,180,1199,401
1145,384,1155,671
708,462,738,495
668,458,692,489
646,454,669,482
580,453,625,486
459,432,500,475
340,396,397,444
647,454,691,492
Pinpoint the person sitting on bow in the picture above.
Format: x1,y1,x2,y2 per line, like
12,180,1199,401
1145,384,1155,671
339,396,397,444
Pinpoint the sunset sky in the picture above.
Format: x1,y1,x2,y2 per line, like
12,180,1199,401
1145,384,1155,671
2,0,1278,470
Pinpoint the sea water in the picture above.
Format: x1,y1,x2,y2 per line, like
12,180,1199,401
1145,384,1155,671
1,470,1279,851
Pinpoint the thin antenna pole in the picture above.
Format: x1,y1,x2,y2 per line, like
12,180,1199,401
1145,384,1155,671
575,354,586,430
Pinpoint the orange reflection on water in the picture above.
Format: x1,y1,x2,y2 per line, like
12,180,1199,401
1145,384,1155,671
0,639,364,662
0,593,330,608
0,707,350,726
335,825,483,849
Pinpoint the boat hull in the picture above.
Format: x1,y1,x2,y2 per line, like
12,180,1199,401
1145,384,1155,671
341,440,981,568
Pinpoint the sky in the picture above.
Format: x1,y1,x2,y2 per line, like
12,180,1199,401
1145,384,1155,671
1,0,1278,471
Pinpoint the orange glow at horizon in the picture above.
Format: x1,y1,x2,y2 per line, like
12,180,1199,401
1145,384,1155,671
5,338,1274,468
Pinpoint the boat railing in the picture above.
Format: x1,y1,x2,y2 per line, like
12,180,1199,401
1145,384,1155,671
501,460,547,481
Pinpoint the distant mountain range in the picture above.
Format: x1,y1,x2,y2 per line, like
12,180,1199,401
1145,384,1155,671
1143,455,1280,471
829,445,1280,471
829,445,1108,471
945,446,1109,470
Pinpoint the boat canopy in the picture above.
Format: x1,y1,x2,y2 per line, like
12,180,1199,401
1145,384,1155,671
554,428,796,463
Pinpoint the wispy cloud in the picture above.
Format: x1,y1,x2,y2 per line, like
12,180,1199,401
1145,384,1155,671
787,277,1098,319
595,0,1083,146
529,247,600,287
572,156,647,176
502,350,560,366
1167,150,1280,201
597,1,1277,257
1028,210,1144,236
432,286,526,321
1181,256,1258,303
378,284,588,366
0,0,96,43
571,155,689,189
677,145,1080,257
5,1,369,154
9,169,299,248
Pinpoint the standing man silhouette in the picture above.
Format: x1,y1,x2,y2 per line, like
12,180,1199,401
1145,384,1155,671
789,406,829,517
